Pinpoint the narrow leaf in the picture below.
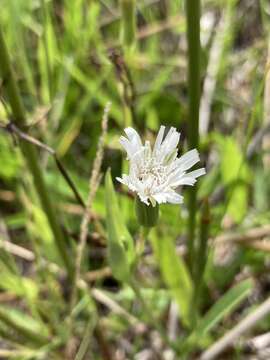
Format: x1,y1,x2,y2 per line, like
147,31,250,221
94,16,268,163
189,278,253,346
0,305,49,345
105,170,135,282
151,230,193,327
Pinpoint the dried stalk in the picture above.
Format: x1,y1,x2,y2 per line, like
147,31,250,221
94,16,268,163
70,102,110,312
76,103,109,294
200,296,270,360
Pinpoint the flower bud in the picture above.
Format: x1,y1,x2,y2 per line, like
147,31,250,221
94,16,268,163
135,196,159,227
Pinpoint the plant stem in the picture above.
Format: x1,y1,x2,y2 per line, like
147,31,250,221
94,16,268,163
41,0,53,103
0,26,74,279
120,0,136,48
136,226,149,257
185,0,201,275
193,199,210,318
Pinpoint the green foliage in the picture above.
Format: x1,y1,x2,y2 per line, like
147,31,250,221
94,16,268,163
184,279,253,353
0,136,22,180
0,305,49,345
151,229,193,327
194,279,253,337
105,170,135,282
218,136,250,223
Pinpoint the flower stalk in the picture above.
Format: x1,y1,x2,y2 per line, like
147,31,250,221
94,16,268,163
120,0,136,48
185,0,201,275
0,26,73,279
193,199,210,318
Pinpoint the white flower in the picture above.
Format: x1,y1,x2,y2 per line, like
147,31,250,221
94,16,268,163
116,126,206,206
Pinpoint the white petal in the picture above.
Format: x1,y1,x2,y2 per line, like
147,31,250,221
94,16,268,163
152,193,167,204
119,136,133,158
162,128,180,154
186,168,206,178
124,127,142,150
116,176,124,184
138,193,149,205
165,191,184,204
153,191,184,204
175,177,197,186
176,149,200,171
153,125,165,154
144,141,152,159
172,168,206,187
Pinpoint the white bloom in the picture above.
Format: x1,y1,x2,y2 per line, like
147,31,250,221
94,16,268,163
116,126,206,206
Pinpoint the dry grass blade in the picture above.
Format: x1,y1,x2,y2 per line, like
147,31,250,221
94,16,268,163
71,102,111,310
77,103,110,286
66,103,110,359
91,288,142,327
214,225,270,244
200,296,270,360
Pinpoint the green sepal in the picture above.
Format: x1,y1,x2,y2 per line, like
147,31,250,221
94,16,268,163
135,196,159,227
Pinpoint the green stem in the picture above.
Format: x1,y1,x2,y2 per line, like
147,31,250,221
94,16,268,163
185,0,201,275
41,0,53,103
193,199,210,319
120,0,136,48
0,26,74,279
136,226,149,257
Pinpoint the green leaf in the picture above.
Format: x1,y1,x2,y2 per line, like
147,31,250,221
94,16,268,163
151,230,193,327
0,269,38,301
189,278,253,345
0,305,49,345
0,135,22,180
105,170,135,282
219,136,250,223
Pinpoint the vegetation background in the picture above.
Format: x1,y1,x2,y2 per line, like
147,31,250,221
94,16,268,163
0,0,270,359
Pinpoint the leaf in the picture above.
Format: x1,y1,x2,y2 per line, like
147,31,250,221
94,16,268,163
190,278,253,344
105,170,135,282
219,136,250,223
0,269,38,301
0,135,22,180
151,230,193,327
0,305,49,345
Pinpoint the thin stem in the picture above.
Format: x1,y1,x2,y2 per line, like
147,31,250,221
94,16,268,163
185,0,201,275
41,0,53,102
66,104,110,355
1,121,86,208
136,226,149,257
75,318,95,360
193,199,210,319
120,0,136,48
0,26,74,279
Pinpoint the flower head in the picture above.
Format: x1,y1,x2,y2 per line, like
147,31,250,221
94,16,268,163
116,126,205,206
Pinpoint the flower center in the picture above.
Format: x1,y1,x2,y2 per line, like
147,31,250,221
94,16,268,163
138,159,167,188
